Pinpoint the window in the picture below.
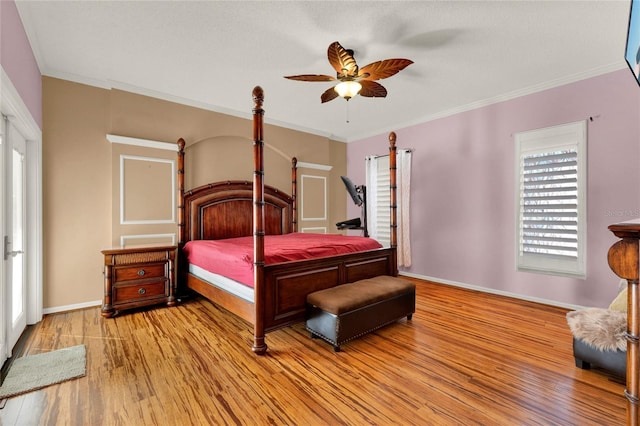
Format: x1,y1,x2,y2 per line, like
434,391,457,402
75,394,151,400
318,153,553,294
366,149,412,267
515,121,587,278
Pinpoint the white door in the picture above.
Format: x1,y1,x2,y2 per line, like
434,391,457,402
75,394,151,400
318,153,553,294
3,116,27,360
0,71,43,368
0,114,5,365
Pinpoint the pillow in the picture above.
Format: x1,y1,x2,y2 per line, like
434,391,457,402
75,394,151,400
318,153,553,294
566,308,626,352
609,285,627,313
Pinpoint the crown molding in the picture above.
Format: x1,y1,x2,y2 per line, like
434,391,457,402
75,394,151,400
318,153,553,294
347,62,627,142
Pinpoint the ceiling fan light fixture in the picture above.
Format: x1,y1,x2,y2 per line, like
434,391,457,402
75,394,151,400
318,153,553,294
334,81,362,100
285,41,412,103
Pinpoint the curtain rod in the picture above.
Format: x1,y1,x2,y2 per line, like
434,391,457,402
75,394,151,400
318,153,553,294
367,148,413,159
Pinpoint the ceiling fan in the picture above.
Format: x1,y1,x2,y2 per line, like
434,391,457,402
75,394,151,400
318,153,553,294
284,41,413,103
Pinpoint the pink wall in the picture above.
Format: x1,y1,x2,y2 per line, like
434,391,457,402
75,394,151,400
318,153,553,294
348,69,640,308
0,0,42,128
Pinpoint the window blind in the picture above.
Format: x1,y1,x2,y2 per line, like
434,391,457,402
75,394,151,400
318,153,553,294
375,158,391,247
520,149,578,259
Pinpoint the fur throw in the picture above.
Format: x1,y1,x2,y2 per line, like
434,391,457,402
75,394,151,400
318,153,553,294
566,308,627,352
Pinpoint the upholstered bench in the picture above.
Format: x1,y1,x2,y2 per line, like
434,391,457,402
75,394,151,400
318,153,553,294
306,275,416,352
573,337,626,378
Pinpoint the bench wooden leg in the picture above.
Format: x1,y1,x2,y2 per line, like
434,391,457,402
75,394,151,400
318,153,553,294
575,358,591,370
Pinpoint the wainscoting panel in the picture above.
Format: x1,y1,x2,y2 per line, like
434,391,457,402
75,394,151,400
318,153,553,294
120,155,175,225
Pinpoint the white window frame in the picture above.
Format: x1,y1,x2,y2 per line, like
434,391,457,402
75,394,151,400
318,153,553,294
515,121,587,278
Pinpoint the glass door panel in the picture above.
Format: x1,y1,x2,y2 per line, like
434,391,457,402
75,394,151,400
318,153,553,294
4,120,27,355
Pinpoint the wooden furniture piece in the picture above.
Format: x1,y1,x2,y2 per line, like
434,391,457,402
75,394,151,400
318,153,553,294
101,245,177,318
177,86,399,354
306,275,415,352
607,220,640,425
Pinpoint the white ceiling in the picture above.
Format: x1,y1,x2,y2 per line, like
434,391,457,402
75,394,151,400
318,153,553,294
16,1,632,142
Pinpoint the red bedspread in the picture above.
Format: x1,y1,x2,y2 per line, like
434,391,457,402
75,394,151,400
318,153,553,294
184,233,382,288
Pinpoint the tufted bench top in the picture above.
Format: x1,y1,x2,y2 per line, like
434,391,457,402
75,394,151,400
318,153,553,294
307,275,415,315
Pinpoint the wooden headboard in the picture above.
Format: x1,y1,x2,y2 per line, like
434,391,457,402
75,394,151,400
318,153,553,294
182,180,294,241
177,136,298,243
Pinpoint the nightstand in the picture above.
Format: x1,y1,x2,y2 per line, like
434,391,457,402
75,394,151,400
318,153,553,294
101,245,177,317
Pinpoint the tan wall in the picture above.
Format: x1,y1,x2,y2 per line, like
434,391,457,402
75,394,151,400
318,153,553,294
329,139,349,230
43,79,111,309
42,77,346,310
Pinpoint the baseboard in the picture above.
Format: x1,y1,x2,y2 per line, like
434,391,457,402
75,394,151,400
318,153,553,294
42,300,102,315
399,271,584,311
40,274,584,316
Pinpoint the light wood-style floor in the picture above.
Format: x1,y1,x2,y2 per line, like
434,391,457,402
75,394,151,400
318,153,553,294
0,278,626,425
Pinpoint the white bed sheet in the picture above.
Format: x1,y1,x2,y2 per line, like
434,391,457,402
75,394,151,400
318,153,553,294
188,263,254,303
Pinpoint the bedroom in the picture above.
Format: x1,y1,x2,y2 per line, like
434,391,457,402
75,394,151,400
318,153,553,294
1,0,640,424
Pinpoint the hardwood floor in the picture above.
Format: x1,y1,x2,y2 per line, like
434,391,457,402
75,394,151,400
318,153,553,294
0,279,625,425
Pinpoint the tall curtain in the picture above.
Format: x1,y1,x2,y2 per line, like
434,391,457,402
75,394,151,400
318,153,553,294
365,155,378,239
397,149,412,267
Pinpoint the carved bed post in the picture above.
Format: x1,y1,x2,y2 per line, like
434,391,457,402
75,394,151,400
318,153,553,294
607,221,640,425
177,138,186,294
292,157,298,233
177,138,186,244
252,86,267,355
389,132,399,277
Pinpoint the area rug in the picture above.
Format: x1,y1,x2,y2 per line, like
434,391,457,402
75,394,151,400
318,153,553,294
0,345,86,399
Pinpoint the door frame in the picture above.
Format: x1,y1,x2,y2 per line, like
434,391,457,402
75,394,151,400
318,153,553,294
1,67,43,360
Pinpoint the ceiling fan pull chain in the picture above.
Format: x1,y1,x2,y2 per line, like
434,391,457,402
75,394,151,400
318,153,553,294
345,101,350,124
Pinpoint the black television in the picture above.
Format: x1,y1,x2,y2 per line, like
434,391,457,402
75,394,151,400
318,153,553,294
340,176,363,206
625,0,640,87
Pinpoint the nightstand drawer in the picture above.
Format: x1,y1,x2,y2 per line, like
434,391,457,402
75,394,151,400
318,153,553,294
114,263,165,282
113,280,167,303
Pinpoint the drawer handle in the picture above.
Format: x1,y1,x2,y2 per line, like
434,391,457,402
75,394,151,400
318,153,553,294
137,269,145,277
138,288,146,295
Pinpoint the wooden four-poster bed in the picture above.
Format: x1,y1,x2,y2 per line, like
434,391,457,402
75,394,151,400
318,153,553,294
177,86,399,354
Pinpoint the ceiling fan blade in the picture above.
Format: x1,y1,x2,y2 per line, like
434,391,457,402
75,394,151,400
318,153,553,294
284,74,336,82
321,86,340,103
358,59,413,81
327,41,358,78
359,80,387,98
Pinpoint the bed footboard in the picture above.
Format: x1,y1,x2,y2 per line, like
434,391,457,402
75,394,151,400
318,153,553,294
264,248,396,330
